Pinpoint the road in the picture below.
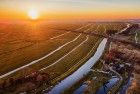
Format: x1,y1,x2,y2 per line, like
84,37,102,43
117,23,130,34
135,33,138,43
50,32,71,40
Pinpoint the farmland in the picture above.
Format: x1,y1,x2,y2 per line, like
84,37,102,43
0,21,129,93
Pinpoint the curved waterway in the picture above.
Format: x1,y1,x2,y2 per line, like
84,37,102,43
47,38,107,94
73,84,88,94
119,77,132,94
96,78,119,94
73,77,119,94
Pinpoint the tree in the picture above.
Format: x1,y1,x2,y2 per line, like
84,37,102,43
106,30,118,36
9,78,14,86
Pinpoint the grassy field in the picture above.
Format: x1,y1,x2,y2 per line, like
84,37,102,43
0,24,96,78
0,21,128,93
0,22,87,75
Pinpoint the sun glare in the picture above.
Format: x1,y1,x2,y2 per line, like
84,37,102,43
28,9,39,20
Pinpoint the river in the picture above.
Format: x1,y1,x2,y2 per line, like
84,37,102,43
96,78,119,94
47,38,108,94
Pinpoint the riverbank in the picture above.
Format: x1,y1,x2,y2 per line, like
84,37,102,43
110,41,139,94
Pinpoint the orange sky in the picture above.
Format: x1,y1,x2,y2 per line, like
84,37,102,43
0,0,140,20
1,10,140,21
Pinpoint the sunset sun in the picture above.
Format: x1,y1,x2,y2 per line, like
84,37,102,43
28,9,39,20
